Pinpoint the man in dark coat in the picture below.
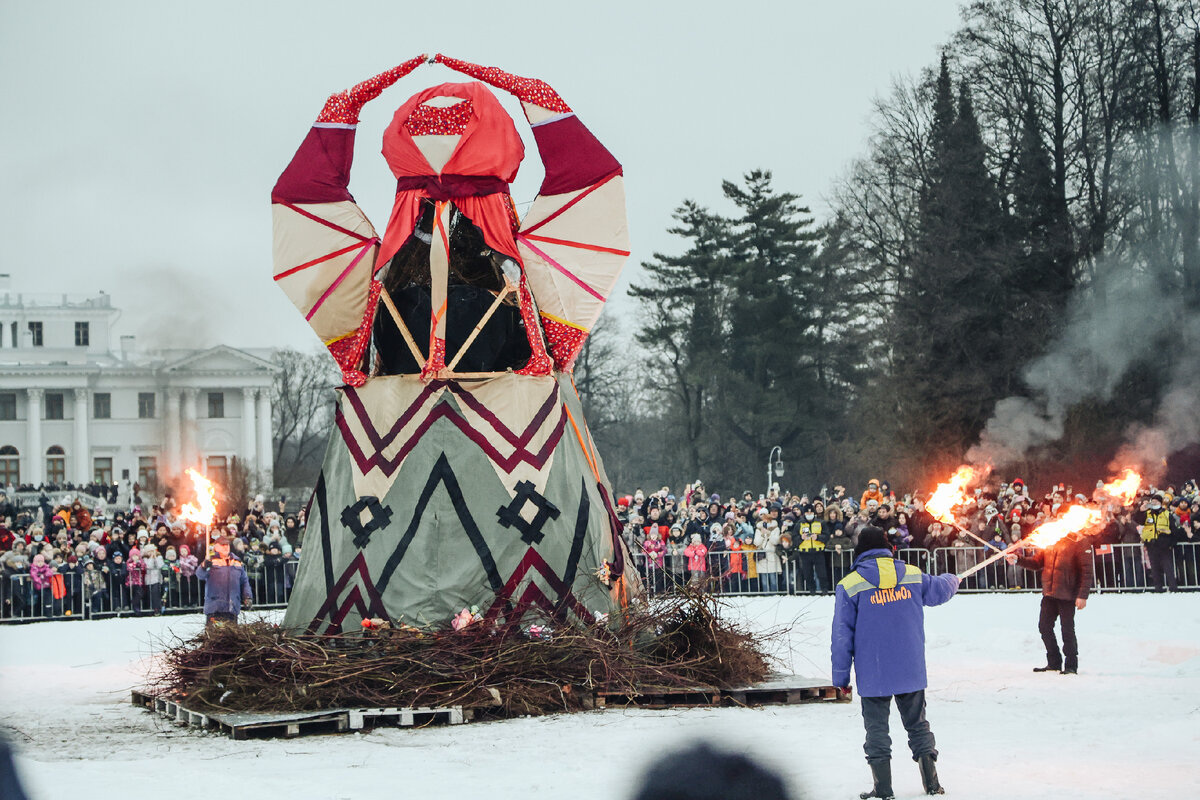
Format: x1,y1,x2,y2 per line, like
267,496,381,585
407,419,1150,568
832,527,960,798
1012,531,1093,674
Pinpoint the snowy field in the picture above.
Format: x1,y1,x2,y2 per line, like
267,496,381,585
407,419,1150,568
2,593,1197,800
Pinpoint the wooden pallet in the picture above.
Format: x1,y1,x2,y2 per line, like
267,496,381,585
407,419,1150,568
721,676,852,706
595,686,722,709
595,675,850,709
131,690,473,739
132,675,848,737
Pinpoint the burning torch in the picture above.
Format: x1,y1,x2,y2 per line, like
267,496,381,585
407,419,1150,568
926,467,1141,581
179,468,218,556
924,465,1008,555
955,506,1104,579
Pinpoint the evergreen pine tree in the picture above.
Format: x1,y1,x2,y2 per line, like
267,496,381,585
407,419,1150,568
714,171,822,485
1008,92,1074,350
629,202,730,479
893,61,1011,462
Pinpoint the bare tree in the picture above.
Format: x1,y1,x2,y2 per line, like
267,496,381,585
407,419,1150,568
270,348,340,487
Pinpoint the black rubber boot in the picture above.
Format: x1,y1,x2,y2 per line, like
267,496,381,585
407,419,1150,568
1032,664,1061,672
860,761,894,799
918,753,945,795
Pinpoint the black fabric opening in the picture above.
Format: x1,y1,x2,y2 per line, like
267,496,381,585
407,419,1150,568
374,201,533,375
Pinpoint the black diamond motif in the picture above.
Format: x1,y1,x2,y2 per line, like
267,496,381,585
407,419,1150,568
341,496,394,548
496,480,561,545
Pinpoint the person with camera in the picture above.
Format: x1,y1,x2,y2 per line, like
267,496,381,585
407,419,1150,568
1133,493,1180,592
195,533,253,628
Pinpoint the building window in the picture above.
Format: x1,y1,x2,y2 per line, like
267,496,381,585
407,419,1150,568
207,392,225,418
45,392,64,420
93,457,113,485
206,455,228,487
28,321,43,346
138,456,158,493
93,392,110,419
0,445,18,485
0,393,14,421
75,321,90,347
138,392,156,419
46,445,65,484
8,322,15,348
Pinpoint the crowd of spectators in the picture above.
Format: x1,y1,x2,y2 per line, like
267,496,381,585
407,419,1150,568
617,476,1200,595
5,471,1197,623
0,488,304,621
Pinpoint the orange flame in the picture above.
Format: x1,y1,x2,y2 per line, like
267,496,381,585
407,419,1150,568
1026,505,1103,549
1097,468,1141,505
178,468,217,526
926,465,981,524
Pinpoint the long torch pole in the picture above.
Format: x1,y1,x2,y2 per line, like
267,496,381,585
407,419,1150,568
957,539,1028,579
939,519,1005,554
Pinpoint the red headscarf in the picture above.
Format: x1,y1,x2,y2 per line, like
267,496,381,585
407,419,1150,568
377,82,525,269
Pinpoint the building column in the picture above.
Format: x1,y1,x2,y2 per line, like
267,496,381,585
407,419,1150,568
73,388,89,484
241,388,258,471
165,388,182,476
181,388,199,472
26,388,44,487
255,388,273,488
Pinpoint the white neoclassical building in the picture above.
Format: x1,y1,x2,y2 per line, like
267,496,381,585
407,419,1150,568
0,282,279,492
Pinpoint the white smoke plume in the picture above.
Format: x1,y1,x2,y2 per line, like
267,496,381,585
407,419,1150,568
1108,316,1200,484
967,264,1194,473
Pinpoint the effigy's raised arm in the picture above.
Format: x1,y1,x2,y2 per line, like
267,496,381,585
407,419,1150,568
270,57,425,386
435,55,629,371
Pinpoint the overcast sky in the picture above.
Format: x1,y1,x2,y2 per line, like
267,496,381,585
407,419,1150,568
0,0,963,352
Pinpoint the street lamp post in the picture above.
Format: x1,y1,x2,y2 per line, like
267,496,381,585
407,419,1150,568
767,446,784,496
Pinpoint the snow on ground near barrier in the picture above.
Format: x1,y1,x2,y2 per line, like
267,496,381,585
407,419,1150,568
2,594,1198,800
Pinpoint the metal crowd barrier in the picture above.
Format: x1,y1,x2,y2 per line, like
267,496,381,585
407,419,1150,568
4,543,1197,623
624,543,1200,598
0,561,299,623
627,547,932,598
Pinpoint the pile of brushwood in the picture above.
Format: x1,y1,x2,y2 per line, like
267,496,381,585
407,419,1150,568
152,590,775,717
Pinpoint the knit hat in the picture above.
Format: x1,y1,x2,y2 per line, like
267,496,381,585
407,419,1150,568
853,526,892,559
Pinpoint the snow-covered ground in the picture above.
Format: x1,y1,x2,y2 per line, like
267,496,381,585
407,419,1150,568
2,593,1197,800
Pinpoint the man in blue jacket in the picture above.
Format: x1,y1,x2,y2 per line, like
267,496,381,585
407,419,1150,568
195,534,253,628
832,527,959,799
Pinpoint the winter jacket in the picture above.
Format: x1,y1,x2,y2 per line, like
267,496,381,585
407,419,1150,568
641,538,666,569
1015,535,1093,601
683,543,709,572
106,561,127,589
195,556,253,616
83,569,106,594
1,551,29,574
1134,509,1179,551
125,558,145,587
741,542,759,579
795,520,827,552
179,554,198,577
30,562,55,591
725,541,744,576
907,509,935,549
831,548,958,697
754,528,782,573
826,530,853,553
142,555,165,586
860,489,885,508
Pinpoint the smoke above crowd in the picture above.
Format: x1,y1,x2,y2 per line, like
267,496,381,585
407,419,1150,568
968,247,1200,484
